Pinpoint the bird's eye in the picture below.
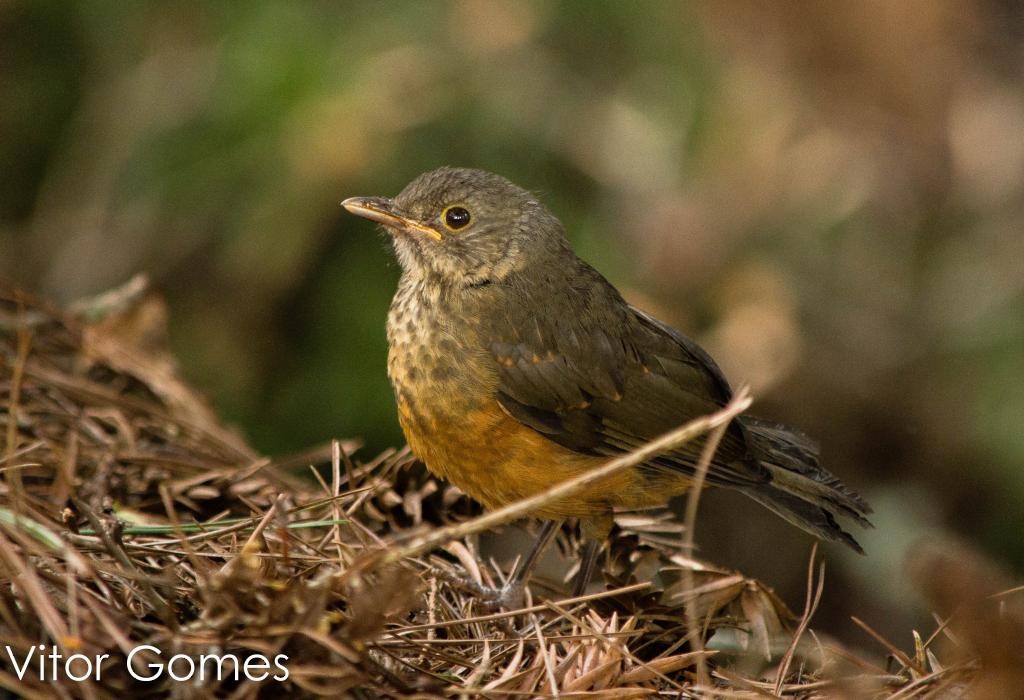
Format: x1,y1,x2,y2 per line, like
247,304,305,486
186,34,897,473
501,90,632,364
442,205,472,231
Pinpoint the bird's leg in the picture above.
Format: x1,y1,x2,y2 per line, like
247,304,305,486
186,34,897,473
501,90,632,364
572,540,600,597
469,520,559,611
497,519,560,608
509,519,559,587
450,521,603,607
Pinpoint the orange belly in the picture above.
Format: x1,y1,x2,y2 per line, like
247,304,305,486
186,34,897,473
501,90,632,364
397,395,690,526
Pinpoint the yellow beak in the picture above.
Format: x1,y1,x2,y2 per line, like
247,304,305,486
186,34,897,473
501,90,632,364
341,196,443,241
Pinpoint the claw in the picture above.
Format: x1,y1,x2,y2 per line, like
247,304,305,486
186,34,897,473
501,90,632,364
432,569,528,610
476,580,527,612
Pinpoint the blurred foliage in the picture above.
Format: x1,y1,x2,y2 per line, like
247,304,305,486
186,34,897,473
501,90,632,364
2,0,1022,643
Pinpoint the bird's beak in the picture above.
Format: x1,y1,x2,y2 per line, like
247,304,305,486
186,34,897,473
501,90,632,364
341,196,443,241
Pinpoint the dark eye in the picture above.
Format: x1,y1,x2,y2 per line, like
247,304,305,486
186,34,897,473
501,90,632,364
442,205,471,231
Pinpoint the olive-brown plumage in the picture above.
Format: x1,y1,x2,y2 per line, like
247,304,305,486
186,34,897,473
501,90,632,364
343,167,871,557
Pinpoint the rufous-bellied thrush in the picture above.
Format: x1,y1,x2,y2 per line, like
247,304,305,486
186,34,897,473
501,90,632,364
343,167,871,603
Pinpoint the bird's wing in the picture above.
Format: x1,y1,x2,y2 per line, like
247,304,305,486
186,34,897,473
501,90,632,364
490,274,766,488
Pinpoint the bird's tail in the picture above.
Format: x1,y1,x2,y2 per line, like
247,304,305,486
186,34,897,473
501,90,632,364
738,417,873,553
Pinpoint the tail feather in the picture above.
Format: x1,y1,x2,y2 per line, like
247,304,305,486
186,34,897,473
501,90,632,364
740,417,872,553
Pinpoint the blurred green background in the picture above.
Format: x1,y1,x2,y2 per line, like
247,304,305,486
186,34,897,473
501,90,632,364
2,1,1022,645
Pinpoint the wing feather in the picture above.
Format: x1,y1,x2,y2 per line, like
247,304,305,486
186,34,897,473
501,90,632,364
489,271,766,488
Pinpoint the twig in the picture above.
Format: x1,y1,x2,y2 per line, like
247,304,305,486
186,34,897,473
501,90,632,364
851,616,926,676
681,386,747,687
70,496,176,628
67,273,150,322
3,304,31,503
774,543,824,695
387,582,652,635
0,529,72,651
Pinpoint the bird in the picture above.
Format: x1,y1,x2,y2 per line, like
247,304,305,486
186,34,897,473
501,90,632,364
342,167,871,601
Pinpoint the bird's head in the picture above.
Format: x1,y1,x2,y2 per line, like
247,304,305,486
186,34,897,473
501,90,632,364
343,167,569,285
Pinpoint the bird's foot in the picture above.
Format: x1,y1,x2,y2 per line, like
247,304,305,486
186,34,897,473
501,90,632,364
428,566,528,610
453,575,528,611
474,580,527,612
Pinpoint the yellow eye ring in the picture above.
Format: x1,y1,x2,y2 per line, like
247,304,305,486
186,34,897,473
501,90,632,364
441,205,472,232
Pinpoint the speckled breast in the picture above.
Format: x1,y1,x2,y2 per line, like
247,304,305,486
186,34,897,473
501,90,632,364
385,275,515,505
386,276,493,417
383,275,671,523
